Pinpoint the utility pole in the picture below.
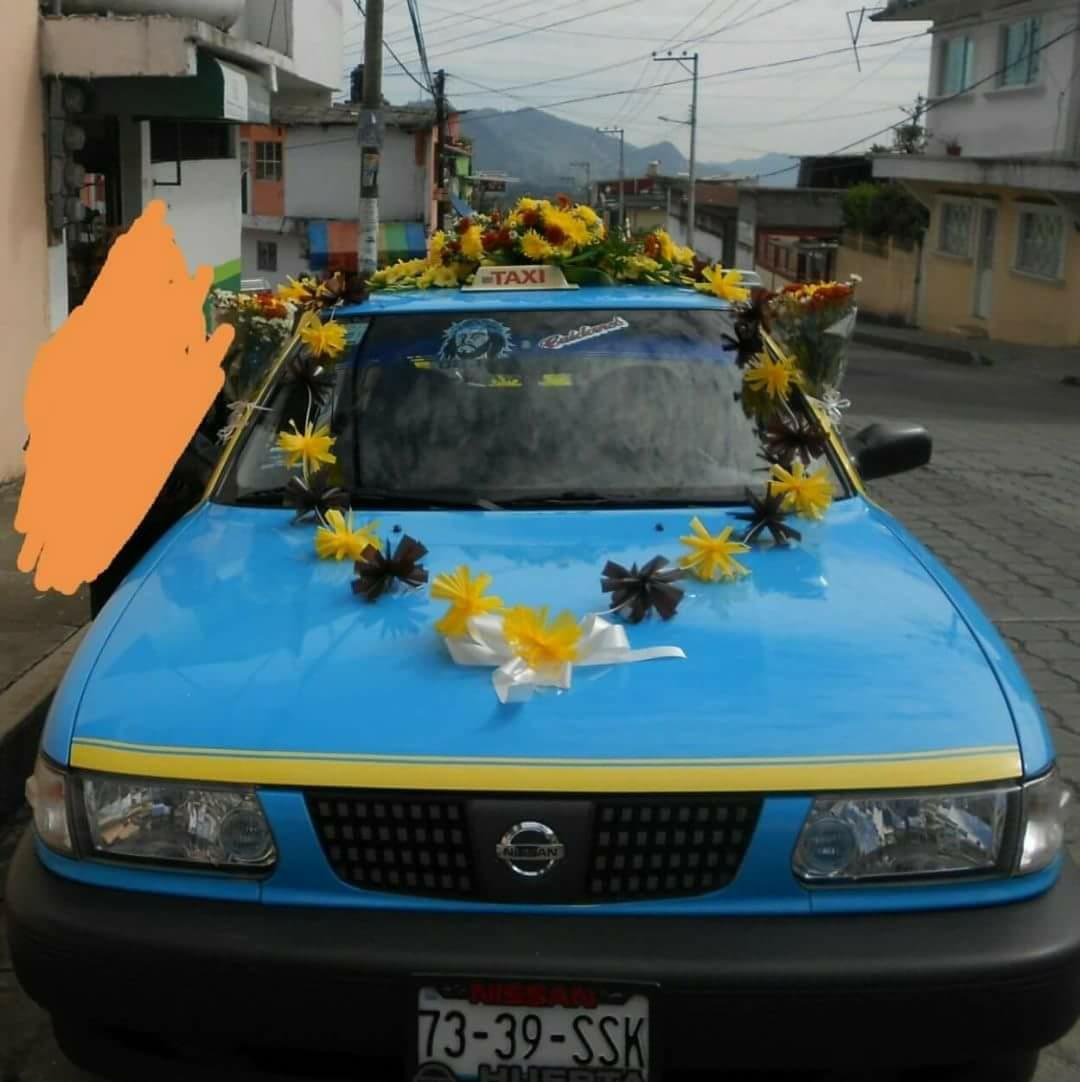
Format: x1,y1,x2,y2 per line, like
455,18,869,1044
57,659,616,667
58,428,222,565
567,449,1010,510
597,127,624,234
434,68,448,231
570,160,591,204
653,50,698,252
357,0,384,274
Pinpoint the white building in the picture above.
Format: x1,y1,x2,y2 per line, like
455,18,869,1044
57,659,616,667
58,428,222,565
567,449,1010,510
240,101,439,286
873,0,1080,345
0,0,343,482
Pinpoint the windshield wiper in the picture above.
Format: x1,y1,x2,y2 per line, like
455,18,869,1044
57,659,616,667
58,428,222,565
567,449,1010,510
231,488,286,506
497,491,741,507
349,489,501,510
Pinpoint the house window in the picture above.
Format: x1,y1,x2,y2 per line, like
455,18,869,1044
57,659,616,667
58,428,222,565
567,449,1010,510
1015,207,1064,279
939,201,974,256
1000,17,1040,87
257,240,278,272
255,141,283,181
938,36,974,95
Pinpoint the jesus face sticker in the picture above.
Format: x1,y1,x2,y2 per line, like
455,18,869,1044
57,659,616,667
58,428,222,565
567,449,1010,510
438,319,513,368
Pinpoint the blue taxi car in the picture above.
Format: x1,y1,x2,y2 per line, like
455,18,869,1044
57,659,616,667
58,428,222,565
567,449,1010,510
6,275,1080,1082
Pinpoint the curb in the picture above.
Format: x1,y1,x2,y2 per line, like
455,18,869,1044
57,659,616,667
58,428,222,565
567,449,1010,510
853,330,992,367
0,626,87,824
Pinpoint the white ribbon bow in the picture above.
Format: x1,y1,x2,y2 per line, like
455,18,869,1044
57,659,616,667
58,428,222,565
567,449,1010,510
809,387,852,426
444,613,686,704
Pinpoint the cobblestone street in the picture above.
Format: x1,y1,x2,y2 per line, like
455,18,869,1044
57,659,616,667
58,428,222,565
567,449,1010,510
1,342,1078,1081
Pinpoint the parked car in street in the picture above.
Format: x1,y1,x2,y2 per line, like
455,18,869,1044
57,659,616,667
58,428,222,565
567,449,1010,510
7,269,1079,1082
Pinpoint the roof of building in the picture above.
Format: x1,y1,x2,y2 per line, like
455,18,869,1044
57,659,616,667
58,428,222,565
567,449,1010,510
271,101,437,132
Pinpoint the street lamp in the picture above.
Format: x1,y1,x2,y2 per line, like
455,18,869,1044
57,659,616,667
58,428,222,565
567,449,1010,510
597,126,625,234
653,51,699,251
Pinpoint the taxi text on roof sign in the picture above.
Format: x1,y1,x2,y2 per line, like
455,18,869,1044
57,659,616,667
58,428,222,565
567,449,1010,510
462,265,578,292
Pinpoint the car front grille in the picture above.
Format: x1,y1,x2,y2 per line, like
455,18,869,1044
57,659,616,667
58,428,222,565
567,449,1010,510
305,791,762,905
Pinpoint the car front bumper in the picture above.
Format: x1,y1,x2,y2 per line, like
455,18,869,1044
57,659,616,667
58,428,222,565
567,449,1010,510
7,832,1080,1079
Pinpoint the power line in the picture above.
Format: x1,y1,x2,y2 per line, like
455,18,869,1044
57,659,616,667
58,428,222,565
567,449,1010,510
404,0,434,93
352,0,430,94
390,0,653,65
452,30,928,120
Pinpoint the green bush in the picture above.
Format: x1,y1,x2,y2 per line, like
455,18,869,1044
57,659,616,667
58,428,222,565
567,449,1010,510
843,182,927,246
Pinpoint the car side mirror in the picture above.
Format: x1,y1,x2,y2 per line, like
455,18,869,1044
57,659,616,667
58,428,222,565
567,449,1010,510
850,422,932,481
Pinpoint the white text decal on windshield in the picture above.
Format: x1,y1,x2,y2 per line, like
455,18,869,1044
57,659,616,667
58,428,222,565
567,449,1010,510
538,315,629,351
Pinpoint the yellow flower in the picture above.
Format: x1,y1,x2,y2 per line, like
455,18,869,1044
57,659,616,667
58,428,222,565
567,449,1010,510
678,516,751,582
744,354,798,400
314,510,379,562
276,421,337,474
429,230,448,261
520,230,554,261
573,204,600,226
674,244,695,266
430,263,460,287
503,605,582,669
619,254,662,281
544,208,589,247
653,228,676,262
276,275,314,303
697,265,750,304
769,462,834,520
460,225,484,262
516,197,540,212
431,566,504,637
300,320,347,359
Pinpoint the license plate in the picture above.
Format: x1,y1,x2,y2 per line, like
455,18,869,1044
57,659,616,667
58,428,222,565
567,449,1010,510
415,981,650,1082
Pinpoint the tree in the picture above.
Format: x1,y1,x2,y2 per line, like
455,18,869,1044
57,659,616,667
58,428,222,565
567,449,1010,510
870,96,927,156
843,181,928,245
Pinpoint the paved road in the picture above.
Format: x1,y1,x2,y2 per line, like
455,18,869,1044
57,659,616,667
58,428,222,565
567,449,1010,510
1,341,1078,1081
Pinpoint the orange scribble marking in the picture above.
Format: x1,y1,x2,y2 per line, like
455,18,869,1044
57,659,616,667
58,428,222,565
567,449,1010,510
15,199,234,595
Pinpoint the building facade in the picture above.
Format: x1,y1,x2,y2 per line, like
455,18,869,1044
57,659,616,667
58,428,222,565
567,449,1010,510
873,0,1080,345
1,0,343,482
736,186,845,288
239,101,441,286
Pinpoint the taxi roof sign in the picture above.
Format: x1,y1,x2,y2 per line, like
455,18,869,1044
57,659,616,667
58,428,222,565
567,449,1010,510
463,265,578,292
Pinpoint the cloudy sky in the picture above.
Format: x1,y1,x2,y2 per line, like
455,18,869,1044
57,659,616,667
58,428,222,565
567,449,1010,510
339,0,933,162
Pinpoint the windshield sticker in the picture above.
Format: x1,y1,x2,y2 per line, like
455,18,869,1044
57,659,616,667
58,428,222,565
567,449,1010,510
538,314,629,351
540,373,573,387
438,318,513,368
409,356,433,369
487,374,522,388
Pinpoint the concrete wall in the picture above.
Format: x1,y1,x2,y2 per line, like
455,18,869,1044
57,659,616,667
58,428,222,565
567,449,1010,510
926,0,1080,157
667,213,727,264
0,0,50,482
284,125,432,224
237,0,344,92
241,227,306,287
150,157,243,289
836,234,921,325
916,183,1080,346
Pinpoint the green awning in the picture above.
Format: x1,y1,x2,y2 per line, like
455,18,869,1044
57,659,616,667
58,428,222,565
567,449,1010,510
88,49,270,123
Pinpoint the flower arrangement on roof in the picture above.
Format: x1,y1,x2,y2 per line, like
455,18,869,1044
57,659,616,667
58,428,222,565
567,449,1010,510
368,195,731,292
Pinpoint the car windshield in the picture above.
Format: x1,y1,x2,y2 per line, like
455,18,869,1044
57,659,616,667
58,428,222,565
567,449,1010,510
220,307,842,508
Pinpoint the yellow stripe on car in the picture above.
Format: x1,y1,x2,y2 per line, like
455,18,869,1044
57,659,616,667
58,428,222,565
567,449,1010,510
70,738,1022,793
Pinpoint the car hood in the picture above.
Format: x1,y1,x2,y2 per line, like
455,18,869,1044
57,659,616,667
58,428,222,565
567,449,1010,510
66,500,1021,791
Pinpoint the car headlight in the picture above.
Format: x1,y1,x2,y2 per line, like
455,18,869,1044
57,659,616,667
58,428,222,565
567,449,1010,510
793,768,1071,883
79,771,276,870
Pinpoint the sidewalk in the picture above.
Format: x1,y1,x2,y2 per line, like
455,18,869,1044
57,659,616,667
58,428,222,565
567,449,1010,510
0,479,89,821
853,319,1080,378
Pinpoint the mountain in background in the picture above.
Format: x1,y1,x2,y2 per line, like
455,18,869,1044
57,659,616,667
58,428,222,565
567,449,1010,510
457,108,798,195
